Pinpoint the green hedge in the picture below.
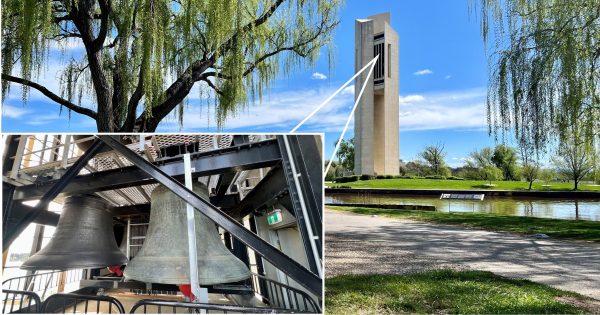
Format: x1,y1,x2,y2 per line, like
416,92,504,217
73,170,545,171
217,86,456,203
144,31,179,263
334,175,359,183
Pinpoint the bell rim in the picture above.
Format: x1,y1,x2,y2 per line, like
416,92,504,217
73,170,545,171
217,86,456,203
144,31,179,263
20,249,127,271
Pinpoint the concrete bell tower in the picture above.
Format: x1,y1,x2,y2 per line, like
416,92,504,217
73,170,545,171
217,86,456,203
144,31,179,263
354,12,399,176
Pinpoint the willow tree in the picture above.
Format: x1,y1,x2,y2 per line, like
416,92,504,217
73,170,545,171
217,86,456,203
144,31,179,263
471,0,599,156
1,0,340,132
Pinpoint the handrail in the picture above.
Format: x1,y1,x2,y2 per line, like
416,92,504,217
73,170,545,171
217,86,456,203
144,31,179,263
1,289,42,313
2,269,85,300
249,273,321,313
2,270,56,287
41,293,125,313
129,299,288,314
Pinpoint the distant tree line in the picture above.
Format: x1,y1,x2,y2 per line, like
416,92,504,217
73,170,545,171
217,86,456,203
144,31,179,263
327,138,599,190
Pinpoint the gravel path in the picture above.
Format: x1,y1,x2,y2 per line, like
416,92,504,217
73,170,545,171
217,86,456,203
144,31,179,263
325,208,600,300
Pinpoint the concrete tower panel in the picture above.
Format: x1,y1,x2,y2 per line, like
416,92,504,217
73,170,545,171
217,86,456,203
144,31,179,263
354,13,399,176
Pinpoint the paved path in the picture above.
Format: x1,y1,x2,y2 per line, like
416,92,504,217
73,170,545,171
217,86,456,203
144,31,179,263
325,209,600,300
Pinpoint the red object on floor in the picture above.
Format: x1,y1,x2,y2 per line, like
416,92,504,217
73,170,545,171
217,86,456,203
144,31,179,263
178,284,195,300
107,265,123,277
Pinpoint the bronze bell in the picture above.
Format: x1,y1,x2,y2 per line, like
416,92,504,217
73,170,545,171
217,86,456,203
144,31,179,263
21,195,128,270
123,182,251,285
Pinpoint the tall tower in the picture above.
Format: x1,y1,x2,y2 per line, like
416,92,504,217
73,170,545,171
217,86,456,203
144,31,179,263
354,12,399,176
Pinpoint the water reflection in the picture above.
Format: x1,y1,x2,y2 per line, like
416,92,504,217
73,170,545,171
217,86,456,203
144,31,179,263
326,193,600,221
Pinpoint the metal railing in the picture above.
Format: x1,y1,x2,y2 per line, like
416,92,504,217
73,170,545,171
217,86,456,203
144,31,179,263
249,273,321,313
40,293,125,313
1,290,41,313
129,299,287,314
2,269,86,301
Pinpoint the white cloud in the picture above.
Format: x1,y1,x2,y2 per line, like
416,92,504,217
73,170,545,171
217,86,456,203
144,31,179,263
399,88,487,131
158,86,355,133
2,104,30,118
157,86,488,134
413,69,433,76
399,94,425,105
311,72,327,80
341,85,354,96
445,75,452,79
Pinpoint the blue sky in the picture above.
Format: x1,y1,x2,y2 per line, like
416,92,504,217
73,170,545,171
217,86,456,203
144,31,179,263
1,0,508,167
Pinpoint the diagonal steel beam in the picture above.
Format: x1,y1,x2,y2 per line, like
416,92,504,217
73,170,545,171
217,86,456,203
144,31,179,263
3,139,105,249
98,135,322,296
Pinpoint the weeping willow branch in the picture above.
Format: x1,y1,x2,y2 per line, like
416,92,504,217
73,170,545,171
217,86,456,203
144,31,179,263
473,0,600,156
2,0,341,132
1,73,98,119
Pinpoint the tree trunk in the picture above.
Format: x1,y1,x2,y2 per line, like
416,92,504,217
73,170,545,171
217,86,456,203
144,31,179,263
528,180,533,190
89,53,114,132
574,178,579,190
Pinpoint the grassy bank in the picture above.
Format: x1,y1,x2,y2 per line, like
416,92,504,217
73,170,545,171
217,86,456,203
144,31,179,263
326,269,595,314
328,206,600,242
327,178,600,191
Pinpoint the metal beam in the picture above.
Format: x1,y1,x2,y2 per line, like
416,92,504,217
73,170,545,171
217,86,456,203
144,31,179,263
276,136,321,276
214,135,250,199
13,139,281,201
3,139,105,249
4,202,60,227
226,166,292,218
112,194,240,217
98,135,322,296
285,135,323,248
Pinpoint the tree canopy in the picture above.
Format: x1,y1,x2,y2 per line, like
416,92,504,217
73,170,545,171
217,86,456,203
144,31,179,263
491,144,519,180
335,138,354,173
1,0,341,131
419,142,450,177
471,0,599,156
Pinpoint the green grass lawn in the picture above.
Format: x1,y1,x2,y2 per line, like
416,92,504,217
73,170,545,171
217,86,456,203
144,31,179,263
328,206,600,242
327,178,600,191
326,269,595,314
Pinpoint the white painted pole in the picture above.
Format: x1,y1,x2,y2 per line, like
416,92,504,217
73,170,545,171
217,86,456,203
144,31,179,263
183,154,208,306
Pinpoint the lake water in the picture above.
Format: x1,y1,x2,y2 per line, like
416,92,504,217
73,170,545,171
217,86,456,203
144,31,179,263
325,193,600,221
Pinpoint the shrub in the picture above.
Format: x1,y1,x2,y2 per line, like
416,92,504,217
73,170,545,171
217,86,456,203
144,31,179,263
360,174,374,180
332,185,352,189
425,175,446,180
376,175,386,179
447,176,465,180
335,175,359,183
385,175,394,179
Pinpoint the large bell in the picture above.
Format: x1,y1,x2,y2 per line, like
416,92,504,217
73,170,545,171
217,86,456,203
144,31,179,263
21,195,127,270
123,182,251,285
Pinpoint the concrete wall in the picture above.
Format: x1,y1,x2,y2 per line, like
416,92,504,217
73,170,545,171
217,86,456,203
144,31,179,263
354,19,375,175
249,203,318,303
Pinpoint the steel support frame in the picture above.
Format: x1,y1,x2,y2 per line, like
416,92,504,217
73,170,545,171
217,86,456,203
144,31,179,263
214,135,250,200
97,135,322,296
2,139,105,249
284,135,323,247
227,166,292,218
276,135,322,276
12,139,282,201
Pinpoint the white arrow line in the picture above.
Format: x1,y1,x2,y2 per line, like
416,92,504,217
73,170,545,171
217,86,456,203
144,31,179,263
324,57,378,176
290,56,379,133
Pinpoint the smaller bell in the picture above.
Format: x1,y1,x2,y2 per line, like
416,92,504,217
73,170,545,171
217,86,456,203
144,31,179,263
21,195,128,270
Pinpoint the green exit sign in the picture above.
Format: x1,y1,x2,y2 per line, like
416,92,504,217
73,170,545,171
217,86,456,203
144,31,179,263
267,209,282,225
